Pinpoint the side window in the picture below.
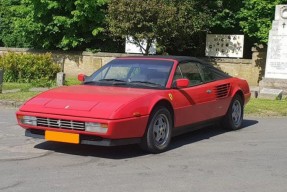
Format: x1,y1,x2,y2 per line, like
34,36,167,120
177,62,203,86
198,65,216,82
198,64,228,82
173,67,183,81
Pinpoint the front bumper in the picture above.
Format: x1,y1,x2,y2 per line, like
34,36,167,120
25,129,141,146
17,111,149,139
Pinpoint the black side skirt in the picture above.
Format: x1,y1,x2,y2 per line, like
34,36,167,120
172,117,222,137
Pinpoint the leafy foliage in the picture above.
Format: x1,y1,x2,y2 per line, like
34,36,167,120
1,0,286,54
0,0,109,51
237,0,287,44
107,0,212,55
0,0,37,47
30,0,108,50
208,0,243,33
0,52,60,87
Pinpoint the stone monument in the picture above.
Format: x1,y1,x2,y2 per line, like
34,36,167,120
259,5,287,98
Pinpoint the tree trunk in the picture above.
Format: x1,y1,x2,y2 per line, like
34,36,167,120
144,39,152,55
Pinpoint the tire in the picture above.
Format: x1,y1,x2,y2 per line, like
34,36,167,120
140,106,173,153
222,94,244,130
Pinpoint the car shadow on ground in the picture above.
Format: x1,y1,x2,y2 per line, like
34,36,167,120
170,119,258,150
34,119,258,159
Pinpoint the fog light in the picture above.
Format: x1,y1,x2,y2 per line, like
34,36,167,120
18,115,37,126
85,122,108,133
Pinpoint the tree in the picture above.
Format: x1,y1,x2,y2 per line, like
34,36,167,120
29,0,108,50
208,0,243,33
0,0,109,50
0,0,37,47
107,0,212,55
237,0,287,44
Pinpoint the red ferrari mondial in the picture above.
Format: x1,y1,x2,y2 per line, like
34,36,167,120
16,56,251,153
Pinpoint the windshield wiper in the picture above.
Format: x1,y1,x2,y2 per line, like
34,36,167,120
129,81,162,87
99,78,127,85
83,81,98,85
99,79,126,82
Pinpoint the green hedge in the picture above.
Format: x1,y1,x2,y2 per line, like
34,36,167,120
0,52,60,87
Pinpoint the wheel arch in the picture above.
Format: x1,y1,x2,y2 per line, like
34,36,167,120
231,87,244,104
222,89,245,130
149,99,174,126
141,99,174,153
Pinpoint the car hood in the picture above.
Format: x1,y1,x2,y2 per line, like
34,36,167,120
19,85,160,119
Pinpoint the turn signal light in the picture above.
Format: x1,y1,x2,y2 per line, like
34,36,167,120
85,122,108,134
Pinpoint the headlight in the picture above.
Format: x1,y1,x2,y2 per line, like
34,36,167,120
85,122,108,134
18,115,37,126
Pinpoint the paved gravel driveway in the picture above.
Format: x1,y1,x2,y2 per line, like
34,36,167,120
0,107,287,192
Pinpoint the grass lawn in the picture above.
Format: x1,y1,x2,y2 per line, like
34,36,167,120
65,77,81,86
2,77,79,90
0,91,39,102
2,82,33,91
245,98,287,116
0,77,80,102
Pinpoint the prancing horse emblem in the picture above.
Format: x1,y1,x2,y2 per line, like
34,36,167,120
168,93,173,101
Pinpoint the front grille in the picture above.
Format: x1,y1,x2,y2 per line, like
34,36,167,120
36,117,85,131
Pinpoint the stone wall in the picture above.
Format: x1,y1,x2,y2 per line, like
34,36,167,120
206,58,256,86
0,47,139,76
0,47,267,86
251,45,267,83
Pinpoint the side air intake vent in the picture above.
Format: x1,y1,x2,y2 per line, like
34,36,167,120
214,84,230,99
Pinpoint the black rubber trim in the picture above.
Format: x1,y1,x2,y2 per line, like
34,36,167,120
25,129,141,147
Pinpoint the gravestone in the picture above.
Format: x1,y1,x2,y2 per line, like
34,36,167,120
259,5,287,98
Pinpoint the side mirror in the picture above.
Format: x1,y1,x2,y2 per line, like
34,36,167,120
78,74,86,82
173,78,189,89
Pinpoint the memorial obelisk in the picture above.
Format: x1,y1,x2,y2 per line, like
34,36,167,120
259,5,287,98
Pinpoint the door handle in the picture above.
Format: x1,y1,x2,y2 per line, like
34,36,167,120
206,90,212,94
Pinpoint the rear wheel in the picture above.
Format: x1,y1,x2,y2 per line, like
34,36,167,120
222,94,243,130
140,106,172,153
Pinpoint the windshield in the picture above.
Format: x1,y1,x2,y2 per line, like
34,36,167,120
84,59,174,88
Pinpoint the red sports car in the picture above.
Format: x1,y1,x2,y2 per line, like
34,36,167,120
16,56,251,153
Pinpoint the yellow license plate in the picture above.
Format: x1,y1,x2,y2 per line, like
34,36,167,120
45,131,79,144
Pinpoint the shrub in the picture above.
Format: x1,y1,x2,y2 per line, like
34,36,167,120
0,52,61,86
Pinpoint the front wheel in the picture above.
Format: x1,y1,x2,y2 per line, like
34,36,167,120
140,107,173,153
222,95,244,130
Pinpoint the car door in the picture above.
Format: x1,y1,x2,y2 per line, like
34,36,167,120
171,61,218,127
197,63,232,119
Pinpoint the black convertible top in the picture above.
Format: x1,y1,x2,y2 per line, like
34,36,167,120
117,55,231,78
120,55,200,63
